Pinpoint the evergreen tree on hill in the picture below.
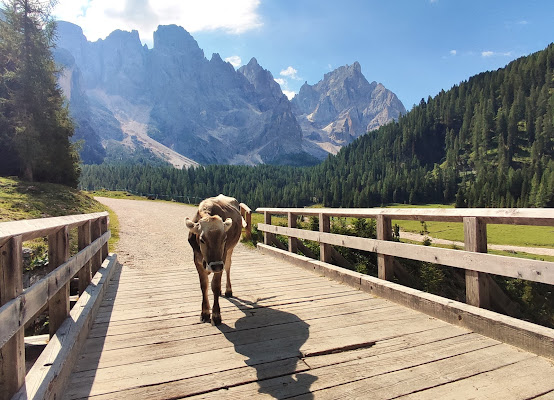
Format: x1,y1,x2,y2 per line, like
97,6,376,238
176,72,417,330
0,0,79,187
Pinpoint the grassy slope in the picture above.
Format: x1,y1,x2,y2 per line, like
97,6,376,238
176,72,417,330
0,177,119,251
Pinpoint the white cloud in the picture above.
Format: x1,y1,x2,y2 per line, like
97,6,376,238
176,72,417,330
517,20,529,25
450,49,457,56
274,78,286,86
282,90,296,100
481,50,513,58
280,66,300,80
53,0,262,45
225,55,242,68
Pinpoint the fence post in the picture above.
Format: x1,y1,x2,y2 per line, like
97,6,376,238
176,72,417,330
264,212,273,245
464,217,490,308
91,218,102,275
101,216,109,260
48,226,70,336
288,212,298,253
377,215,394,280
78,220,92,295
319,213,332,263
0,235,25,400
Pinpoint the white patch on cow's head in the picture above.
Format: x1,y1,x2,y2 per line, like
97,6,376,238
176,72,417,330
224,218,232,232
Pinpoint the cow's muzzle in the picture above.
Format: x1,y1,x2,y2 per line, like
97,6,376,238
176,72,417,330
206,261,224,273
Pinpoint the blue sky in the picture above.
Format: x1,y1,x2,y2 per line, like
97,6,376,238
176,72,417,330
53,0,554,109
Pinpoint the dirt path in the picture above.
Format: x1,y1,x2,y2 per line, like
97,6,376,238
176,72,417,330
399,231,554,257
95,197,200,270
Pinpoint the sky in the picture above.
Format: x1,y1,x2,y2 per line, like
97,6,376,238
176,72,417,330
53,0,554,109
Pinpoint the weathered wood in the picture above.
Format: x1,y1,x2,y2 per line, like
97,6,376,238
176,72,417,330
78,221,92,295
0,235,24,400
377,214,394,280
91,218,102,275
0,212,109,247
240,203,252,240
257,224,554,285
48,226,70,336
256,207,554,226
0,232,110,349
331,247,354,269
13,254,119,400
464,217,490,308
288,212,298,253
263,211,273,245
319,213,332,263
297,240,317,259
100,216,109,261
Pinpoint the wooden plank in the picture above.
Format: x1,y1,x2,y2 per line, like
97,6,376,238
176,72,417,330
263,211,273,245
257,224,554,285
0,232,110,349
257,244,554,360
319,213,331,263
100,216,109,261
91,218,102,276
77,221,92,295
0,235,24,400
14,254,119,400
256,207,554,226
0,212,108,247
464,216,491,308
377,215,394,280
48,226,70,336
288,212,298,253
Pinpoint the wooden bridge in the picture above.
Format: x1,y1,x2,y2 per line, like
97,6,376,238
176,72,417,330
1,200,554,399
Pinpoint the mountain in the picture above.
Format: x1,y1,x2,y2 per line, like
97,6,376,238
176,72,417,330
55,22,404,166
292,62,406,154
55,22,315,166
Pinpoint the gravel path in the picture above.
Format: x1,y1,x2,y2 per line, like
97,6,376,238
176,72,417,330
95,197,199,271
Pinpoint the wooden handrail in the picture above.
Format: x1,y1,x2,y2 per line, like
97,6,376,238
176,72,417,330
240,203,252,240
257,207,554,312
0,213,110,400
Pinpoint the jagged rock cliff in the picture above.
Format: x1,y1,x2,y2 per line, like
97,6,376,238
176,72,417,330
292,62,406,154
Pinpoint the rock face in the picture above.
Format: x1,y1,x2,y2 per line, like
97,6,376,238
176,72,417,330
55,23,404,166
292,62,406,154
55,22,309,166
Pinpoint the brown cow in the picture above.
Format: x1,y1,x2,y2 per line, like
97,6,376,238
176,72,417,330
185,194,244,325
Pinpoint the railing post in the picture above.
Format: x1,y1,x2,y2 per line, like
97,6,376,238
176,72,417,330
101,216,109,261
288,212,298,253
0,235,25,400
464,217,490,308
48,226,70,337
377,215,394,280
240,204,252,240
91,218,102,275
264,212,273,245
319,213,332,263
78,220,92,295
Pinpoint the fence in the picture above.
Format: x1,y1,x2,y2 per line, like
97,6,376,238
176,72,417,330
0,212,111,400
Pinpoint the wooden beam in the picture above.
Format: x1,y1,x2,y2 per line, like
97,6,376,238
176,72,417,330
101,216,109,261
78,221,92,295
256,207,554,226
0,235,25,400
464,217,490,309
263,212,273,246
0,212,109,247
91,218,102,276
257,224,554,285
288,213,298,254
319,213,331,263
377,215,394,281
48,226,70,336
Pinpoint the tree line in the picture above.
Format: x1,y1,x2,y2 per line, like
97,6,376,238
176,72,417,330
80,43,554,209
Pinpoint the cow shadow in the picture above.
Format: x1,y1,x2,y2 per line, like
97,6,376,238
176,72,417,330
218,296,317,399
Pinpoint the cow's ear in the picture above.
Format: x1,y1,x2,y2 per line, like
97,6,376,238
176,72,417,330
223,218,233,232
185,218,200,234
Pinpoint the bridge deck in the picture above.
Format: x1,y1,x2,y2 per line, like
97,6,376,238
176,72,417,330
63,246,554,399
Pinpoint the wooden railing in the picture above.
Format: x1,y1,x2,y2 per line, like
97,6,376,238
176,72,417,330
256,207,554,309
240,203,252,240
0,212,111,400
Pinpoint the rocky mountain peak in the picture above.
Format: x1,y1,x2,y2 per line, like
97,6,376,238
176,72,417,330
153,24,204,59
238,57,284,104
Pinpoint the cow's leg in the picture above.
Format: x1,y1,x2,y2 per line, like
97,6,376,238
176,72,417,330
211,272,223,325
195,252,211,323
224,248,234,297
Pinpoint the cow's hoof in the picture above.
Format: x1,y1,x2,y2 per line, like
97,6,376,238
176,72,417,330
200,313,211,323
225,290,233,298
212,315,222,326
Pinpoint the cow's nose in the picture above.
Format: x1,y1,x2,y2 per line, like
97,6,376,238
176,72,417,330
207,261,224,272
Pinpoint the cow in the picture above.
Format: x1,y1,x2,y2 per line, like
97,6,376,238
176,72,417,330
185,194,245,325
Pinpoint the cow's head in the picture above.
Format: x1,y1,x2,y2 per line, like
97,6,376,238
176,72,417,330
186,215,233,273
